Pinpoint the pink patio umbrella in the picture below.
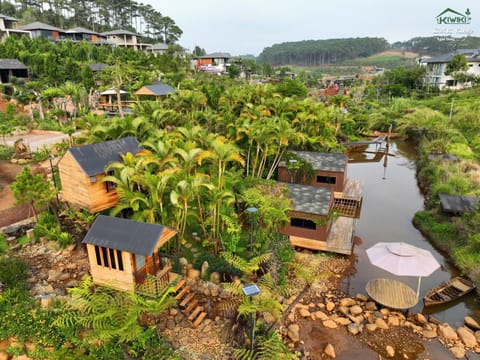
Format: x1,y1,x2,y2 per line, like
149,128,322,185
366,242,441,298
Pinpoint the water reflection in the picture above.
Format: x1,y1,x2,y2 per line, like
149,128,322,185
345,139,479,326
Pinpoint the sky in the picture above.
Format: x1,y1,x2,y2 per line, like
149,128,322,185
143,1,480,56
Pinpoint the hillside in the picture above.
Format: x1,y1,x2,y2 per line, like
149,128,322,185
257,36,480,67
257,37,389,66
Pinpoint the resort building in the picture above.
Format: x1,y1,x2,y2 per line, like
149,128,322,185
421,49,480,89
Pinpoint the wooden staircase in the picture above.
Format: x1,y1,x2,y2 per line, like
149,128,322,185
174,279,207,328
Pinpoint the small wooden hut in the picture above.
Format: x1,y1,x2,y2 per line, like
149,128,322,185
58,137,140,212
278,151,347,192
134,82,176,101
82,215,178,296
280,183,335,248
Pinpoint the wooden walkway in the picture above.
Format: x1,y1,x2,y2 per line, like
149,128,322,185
366,278,418,310
342,135,386,147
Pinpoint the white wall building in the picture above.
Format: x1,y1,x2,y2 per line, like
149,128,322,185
421,49,480,89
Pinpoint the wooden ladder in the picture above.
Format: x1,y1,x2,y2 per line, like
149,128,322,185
173,279,208,328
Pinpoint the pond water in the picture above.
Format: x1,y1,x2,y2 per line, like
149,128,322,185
343,139,480,327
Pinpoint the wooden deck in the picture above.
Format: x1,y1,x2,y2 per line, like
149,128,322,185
342,135,386,147
290,216,355,255
333,179,363,218
366,278,418,310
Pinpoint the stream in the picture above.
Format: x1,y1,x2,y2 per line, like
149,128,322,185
343,139,480,327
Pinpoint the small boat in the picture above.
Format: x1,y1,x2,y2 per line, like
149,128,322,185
424,277,476,306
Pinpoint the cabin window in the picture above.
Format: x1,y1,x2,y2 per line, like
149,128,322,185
135,254,146,270
94,245,123,271
109,248,117,269
290,217,317,230
94,245,102,266
105,170,116,192
117,250,124,271
317,175,336,185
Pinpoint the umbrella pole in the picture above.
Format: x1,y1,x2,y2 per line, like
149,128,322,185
416,277,422,299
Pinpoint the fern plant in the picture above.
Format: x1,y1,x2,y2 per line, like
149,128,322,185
54,276,175,344
234,330,297,360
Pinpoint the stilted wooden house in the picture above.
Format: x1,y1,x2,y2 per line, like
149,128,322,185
278,151,363,254
280,183,338,251
278,151,347,192
82,215,178,296
58,136,140,212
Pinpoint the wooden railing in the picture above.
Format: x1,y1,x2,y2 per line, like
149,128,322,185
134,265,172,298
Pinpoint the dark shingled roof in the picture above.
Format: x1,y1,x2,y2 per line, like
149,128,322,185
439,193,479,214
89,63,107,72
427,153,459,162
82,215,167,256
0,59,27,70
199,52,231,59
138,82,176,96
17,21,64,32
101,29,139,37
68,136,140,176
0,13,17,21
290,151,347,172
421,49,480,64
286,183,332,216
66,27,100,35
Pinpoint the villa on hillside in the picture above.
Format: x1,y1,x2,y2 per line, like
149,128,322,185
17,21,66,41
100,29,152,51
0,13,30,38
65,27,107,44
58,136,141,212
278,151,362,254
196,52,231,73
421,49,480,89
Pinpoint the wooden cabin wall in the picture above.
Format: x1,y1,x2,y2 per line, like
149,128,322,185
58,151,93,210
87,173,119,212
58,151,119,212
280,211,332,242
278,166,346,192
86,244,135,293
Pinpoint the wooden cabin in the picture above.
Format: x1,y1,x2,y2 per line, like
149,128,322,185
280,183,335,247
58,137,140,212
82,215,178,296
134,82,176,101
278,151,347,192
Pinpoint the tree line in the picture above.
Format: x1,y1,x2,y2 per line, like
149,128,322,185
257,36,480,66
257,37,390,66
0,0,182,43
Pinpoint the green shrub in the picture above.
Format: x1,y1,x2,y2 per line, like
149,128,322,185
0,145,14,160
0,258,28,289
193,252,243,281
0,233,8,254
58,232,74,247
33,212,59,239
